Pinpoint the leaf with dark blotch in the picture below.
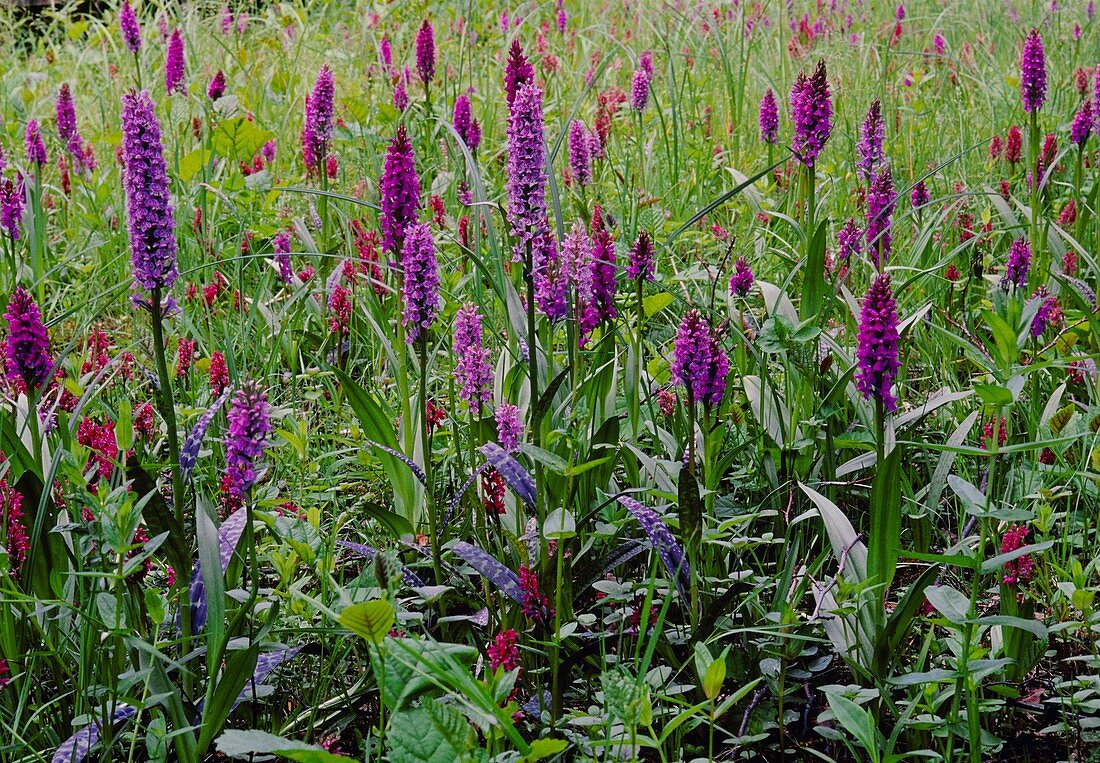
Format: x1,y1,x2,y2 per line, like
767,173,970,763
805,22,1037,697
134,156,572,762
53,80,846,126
479,443,536,508
336,540,426,587
575,539,649,602
179,387,232,484
618,495,691,600
52,705,138,763
532,365,571,435
16,469,67,600
127,462,189,581
369,442,428,487
450,541,523,603
678,465,702,555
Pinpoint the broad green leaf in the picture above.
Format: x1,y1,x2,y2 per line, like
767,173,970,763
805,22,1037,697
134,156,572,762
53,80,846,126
703,656,726,701
198,644,261,754
523,739,569,761
799,220,828,322
924,584,970,624
216,730,354,761
825,693,878,754
967,614,1047,638
973,383,1014,407
642,292,674,317
544,508,576,539
339,600,394,645
980,540,1054,574
868,445,903,591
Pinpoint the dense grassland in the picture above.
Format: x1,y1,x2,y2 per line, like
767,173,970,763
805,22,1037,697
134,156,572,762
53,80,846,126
0,0,1099,760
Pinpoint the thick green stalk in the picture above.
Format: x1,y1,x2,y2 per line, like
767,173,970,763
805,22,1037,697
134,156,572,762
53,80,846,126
524,238,539,443
150,288,190,690
419,339,442,585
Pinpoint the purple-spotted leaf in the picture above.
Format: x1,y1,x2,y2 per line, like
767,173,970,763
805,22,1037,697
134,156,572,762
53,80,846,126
480,442,536,508
442,464,486,532
52,705,137,763
336,540,426,587
179,387,233,483
618,496,691,600
451,541,523,603
189,507,250,633
370,442,428,487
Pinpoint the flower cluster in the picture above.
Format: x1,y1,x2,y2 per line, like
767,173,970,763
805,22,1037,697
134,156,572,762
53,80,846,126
855,273,900,411
671,310,728,407
568,119,591,186
627,230,654,282
400,222,439,344
1019,29,1046,113
453,303,493,411
380,125,421,256
1002,238,1031,289
729,258,754,298
506,82,548,242
4,287,52,391
165,30,186,94
225,380,272,499
415,20,435,85
77,416,119,483
496,402,523,452
302,65,335,172
518,565,554,623
487,629,520,671
504,40,534,107
790,60,832,166
120,1,141,52
865,166,896,268
2,480,28,576
1000,524,1035,586
857,99,885,182
120,90,178,294
759,88,779,144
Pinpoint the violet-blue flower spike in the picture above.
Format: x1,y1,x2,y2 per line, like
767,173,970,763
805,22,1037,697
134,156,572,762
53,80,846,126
120,90,178,293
